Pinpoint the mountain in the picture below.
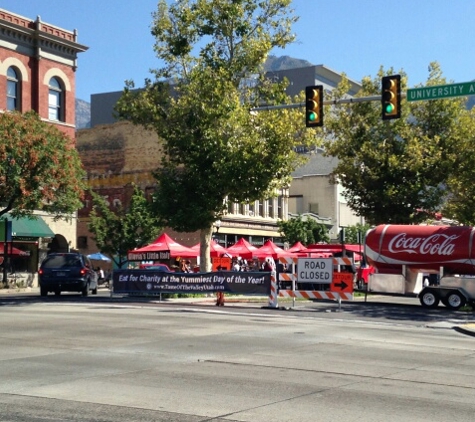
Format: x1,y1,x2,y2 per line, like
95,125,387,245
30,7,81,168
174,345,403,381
264,55,313,72
75,98,91,129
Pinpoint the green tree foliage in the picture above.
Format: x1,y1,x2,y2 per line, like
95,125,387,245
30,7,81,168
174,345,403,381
116,0,318,270
323,63,469,225
442,108,475,225
277,215,330,246
0,111,86,219
343,223,373,244
88,185,162,269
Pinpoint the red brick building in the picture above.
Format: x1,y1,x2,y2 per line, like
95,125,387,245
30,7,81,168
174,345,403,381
0,9,87,139
0,9,87,285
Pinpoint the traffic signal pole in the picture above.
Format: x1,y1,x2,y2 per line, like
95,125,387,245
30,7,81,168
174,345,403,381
252,75,405,121
251,94,387,112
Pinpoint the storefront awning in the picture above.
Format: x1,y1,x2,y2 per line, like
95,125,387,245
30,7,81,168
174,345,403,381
4,214,55,238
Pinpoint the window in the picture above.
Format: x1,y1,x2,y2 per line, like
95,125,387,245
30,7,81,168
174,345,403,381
7,67,20,111
77,236,88,248
278,196,283,219
268,198,274,218
309,203,319,214
48,77,63,121
249,202,255,216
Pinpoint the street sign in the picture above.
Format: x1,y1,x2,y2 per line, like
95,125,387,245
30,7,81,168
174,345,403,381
407,81,475,102
297,258,333,283
331,272,354,293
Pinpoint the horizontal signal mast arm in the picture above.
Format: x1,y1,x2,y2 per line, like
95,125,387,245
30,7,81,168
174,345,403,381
251,93,407,112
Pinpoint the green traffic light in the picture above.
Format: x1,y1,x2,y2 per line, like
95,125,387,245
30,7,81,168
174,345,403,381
385,103,395,114
308,112,317,122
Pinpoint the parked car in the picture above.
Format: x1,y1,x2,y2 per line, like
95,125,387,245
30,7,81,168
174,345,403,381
38,253,98,296
139,263,171,272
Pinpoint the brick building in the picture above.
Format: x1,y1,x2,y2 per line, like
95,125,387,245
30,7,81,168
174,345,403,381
76,119,287,255
0,9,87,285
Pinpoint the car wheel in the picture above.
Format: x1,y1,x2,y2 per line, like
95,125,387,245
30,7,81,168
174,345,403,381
40,287,48,297
444,291,466,310
419,289,439,308
82,282,89,297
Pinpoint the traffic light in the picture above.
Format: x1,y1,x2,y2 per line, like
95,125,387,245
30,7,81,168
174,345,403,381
305,85,323,127
381,74,401,120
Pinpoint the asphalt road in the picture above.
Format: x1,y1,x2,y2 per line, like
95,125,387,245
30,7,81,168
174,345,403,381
1,291,475,421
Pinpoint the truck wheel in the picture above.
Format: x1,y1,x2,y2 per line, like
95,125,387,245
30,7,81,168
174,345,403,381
444,291,466,310
419,290,439,308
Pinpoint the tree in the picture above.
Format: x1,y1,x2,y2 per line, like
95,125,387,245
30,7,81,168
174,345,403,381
277,215,330,245
343,223,372,244
0,111,86,219
116,0,317,271
441,108,475,225
323,63,468,225
88,185,162,269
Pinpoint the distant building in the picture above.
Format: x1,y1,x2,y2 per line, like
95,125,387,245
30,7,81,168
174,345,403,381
290,149,362,239
0,8,87,285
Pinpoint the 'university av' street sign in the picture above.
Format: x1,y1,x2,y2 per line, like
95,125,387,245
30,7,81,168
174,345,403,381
407,81,475,102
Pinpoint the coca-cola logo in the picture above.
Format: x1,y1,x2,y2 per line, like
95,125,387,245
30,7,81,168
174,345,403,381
388,233,459,256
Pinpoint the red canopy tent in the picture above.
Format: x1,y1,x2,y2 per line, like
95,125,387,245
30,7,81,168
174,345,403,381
191,240,227,257
128,233,198,258
287,241,306,253
0,243,29,256
253,240,295,259
225,238,258,259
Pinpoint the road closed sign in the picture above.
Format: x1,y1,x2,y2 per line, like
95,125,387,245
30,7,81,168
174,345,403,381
297,258,333,283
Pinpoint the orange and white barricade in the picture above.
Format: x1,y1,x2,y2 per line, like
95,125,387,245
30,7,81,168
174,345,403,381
268,256,354,307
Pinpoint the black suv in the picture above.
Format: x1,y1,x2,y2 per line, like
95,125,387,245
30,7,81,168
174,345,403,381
39,253,98,297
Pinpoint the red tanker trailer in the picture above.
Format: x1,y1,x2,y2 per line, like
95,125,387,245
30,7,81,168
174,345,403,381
364,225,475,310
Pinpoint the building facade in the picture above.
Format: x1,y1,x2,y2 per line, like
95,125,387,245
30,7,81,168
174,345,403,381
76,120,288,254
0,9,87,285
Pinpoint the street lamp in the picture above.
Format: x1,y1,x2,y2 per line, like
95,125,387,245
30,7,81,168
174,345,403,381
213,220,221,234
213,220,222,245
2,156,14,286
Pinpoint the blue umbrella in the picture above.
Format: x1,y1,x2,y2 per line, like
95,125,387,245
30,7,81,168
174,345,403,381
87,252,111,262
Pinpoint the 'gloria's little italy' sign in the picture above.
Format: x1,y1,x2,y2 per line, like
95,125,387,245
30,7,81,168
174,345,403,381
407,81,475,102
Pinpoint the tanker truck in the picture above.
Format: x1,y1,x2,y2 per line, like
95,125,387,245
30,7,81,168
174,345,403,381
364,224,475,310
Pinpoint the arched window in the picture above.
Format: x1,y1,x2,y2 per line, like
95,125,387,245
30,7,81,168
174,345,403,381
48,77,63,121
7,67,20,111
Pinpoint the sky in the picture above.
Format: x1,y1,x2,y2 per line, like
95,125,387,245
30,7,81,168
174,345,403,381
2,0,475,101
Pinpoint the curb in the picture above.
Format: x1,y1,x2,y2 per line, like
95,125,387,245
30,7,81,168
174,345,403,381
453,323,475,337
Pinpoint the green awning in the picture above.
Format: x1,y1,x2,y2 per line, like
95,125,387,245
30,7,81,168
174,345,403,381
3,214,55,238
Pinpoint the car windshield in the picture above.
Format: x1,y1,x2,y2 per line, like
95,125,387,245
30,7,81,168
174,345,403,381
144,265,168,271
42,255,82,269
